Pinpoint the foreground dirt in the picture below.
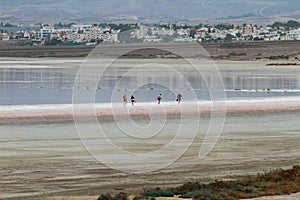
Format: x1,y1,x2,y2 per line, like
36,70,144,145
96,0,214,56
245,192,300,200
46,197,98,200
1,111,300,200
43,193,300,200
46,193,300,200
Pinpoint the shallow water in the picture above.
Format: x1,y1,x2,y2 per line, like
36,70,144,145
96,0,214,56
0,59,299,105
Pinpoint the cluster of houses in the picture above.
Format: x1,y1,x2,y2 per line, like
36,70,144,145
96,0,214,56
0,24,120,45
131,24,300,43
1,23,300,45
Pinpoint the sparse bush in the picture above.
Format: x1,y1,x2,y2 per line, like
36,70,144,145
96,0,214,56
98,166,300,200
228,52,247,57
98,193,114,200
143,189,174,197
114,192,128,200
133,195,148,200
158,166,299,199
98,192,128,200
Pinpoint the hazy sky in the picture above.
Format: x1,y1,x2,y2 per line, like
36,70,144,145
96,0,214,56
0,0,299,23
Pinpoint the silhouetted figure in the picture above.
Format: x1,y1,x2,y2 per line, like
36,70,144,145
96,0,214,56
131,95,135,105
157,93,162,104
123,94,127,105
176,93,182,104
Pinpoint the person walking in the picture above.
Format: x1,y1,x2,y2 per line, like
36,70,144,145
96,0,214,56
176,93,182,104
157,93,162,104
131,95,135,105
123,94,127,105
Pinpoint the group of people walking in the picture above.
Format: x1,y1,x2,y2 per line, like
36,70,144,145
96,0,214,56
122,94,135,105
122,93,182,105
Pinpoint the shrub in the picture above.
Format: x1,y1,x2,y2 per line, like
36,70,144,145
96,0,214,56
100,165,300,200
114,192,128,200
228,52,247,57
98,192,128,200
143,189,174,197
98,193,114,200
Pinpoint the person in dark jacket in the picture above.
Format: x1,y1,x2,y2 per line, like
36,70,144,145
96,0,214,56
157,93,162,104
176,93,182,104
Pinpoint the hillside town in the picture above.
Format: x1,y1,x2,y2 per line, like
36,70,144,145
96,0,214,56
0,20,300,45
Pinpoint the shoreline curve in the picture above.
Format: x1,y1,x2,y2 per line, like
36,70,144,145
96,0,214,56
0,97,299,122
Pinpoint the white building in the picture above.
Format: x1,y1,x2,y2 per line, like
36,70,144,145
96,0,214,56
35,27,54,40
0,33,9,41
69,24,119,43
286,28,300,40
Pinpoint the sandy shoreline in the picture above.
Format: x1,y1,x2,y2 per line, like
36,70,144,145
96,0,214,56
0,97,299,121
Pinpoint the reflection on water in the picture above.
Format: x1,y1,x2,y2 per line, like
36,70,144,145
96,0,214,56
0,68,76,105
0,65,300,105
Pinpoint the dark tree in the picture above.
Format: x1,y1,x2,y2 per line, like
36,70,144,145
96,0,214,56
189,29,197,38
224,34,234,42
236,32,242,38
286,20,300,28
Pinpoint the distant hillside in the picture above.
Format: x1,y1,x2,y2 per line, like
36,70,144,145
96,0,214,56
0,0,299,24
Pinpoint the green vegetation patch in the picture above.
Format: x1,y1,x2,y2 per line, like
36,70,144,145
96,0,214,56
98,192,128,200
131,165,300,200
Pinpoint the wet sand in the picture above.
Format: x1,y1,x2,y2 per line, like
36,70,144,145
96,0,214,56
0,97,299,121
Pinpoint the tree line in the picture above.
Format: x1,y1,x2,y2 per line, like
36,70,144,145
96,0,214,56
270,20,300,29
